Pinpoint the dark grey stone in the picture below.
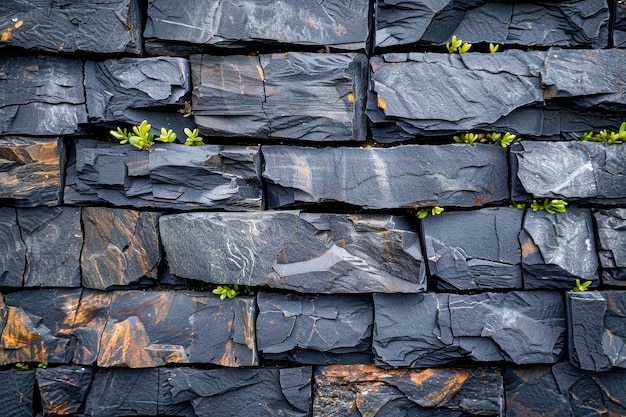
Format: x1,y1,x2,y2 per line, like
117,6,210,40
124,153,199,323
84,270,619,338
567,291,626,372
373,291,565,368
159,367,312,417
422,207,523,290
64,140,261,210
160,211,426,293
0,137,63,207
0,56,86,136
593,209,626,286
0,369,35,417
85,368,158,417
262,144,509,209
0,208,25,287
512,141,626,205
375,0,609,49
256,292,373,364
36,365,93,416
191,52,368,141
314,364,503,417
145,0,369,51
18,207,82,288
0,0,142,54
520,207,599,289
616,6,626,48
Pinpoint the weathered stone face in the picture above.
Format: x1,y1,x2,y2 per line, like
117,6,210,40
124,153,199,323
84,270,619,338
0,369,35,417
36,366,93,416
593,208,626,286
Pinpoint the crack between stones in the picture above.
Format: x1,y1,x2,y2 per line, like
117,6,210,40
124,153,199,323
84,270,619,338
257,55,271,139
14,208,27,287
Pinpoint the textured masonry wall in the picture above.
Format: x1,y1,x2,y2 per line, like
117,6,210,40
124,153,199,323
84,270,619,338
1,1,626,416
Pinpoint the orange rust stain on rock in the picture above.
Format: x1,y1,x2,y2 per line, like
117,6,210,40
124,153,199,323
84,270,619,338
347,93,355,103
377,96,387,110
1,31,9,41
425,371,469,405
97,317,157,368
521,238,539,256
47,400,70,415
409,368,434,385
335,24,347,35
307,17,320,30
475,195,489,205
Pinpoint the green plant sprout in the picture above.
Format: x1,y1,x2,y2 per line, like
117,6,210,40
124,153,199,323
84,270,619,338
485,132,518,147
489,43,500,53
212,284,254,300
417,206,444,219
37,361,48,369
15,362,29,370
511,202,527,210
572,279,592,292
157,127,177,143
453,132,480,145
579,122,626,144
184,128,205,146
446,35,471,54
111,120,204,150
531,198,568,214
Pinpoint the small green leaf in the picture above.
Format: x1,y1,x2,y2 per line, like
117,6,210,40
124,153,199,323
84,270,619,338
572,279,592,292
489,43,499,53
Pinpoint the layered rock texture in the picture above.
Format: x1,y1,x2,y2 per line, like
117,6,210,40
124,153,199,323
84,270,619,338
1,0,625,416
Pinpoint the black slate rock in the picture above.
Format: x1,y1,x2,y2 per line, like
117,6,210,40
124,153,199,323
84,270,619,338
0,369,35,417
0,208,25,287
593,209,626,286
85,368,158,417
37,365,93,416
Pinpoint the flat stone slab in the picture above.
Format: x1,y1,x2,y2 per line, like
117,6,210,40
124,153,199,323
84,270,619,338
36,365,93,416
0,369,35,417
511,141,626,205
81,207,160,290
567,291,626,372
262,144,509,209
0,56,86,136
145,0,369,51
520,207,599,289
373,291,565,368
422,207,523,290
160,211,426,293
191,52,368,141
314,364,503,416
376,0,608,49
0,137,63,207
505,362,626,416
256,292,373,364
85,368,158,417
64,140,261,210
0,0,142,54
593,208,626,286
0,208,25,287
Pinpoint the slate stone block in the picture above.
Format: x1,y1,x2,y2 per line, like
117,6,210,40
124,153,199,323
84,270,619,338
85,368,158,417
0,56,86,136
0,0,142,54
64,140,261,210
0,137,63,207
373,291,565,368
262,144,509,209
0,289,82,365
512,141,626,205
520,207,599,289
159,367,312,417
375,0,609,49
616,4,626,48
256,292,373,364
72,290,258,368
0,369,35,417
422,207,523,290
36,365,93,416
191,52,368,141
505,362,626,416
81,207,160,290
160,211,426,293
84,57,192,135
593,209,626,286
145,0,369,51
567,291,626,372
0,207,25,287
313,364,503,416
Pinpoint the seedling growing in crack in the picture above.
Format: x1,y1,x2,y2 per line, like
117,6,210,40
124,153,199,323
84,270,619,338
531,198,568,214
572,279,592,292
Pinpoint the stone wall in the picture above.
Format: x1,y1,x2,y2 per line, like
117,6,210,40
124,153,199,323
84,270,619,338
1,1,626,416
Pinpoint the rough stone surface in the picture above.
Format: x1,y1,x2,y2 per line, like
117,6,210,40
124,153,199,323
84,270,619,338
159,367,312,417
256,292,373,364
85,368,158,417
505,361,626,416
145,0,369,51
19,207,82,287
422,208,523,290
262,144,509,209
84,57,192,135
64,140,261,210
0,56,87,136
0,289,82,365
373,291,565,368
191,53,368,141
72,290,258,368
0,0,142,54
511,141,626,205
593,209,626,286
0,207,25,287
616,5,626,48
36,365,93,416
375,0,609,49
160,211,426,293
314,364,503,416
0,137,63,207
520,207,599,289
0,369,35,417
81,207,160,290
567,291,626,372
